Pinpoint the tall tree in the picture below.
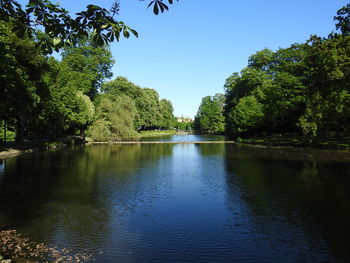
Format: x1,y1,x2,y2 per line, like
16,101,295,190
102,76,166,130
223,4,350,137
43,37,113,136
0,21,49,141
87,95,138,141
159,99,175,129
60,37,114,99
194,94,225,134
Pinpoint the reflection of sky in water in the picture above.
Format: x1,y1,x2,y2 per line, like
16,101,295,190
141,134,227,142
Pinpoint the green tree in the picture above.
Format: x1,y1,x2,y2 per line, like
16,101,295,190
102,76,168,130
44,61,95,135
194,94,225,134
159,99,175,129
0,21,50,142
223,4,350,138
299,34,350,135
87,95,138,141
228,95,264,134
43,37,113,136
224,68,272,135
60,38,114,99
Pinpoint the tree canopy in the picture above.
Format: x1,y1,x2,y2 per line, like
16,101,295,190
194,94,225,134
193,4,350,138
0,22,175,142
0,0,178,53
102,76,175,131
222,4,350,137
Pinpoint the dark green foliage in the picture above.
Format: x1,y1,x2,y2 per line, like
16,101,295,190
299,34,350,135
224,4,350,138
334,3,350,35
194,94,225,134
174,121,192,131
0,21,50,141
227,96,264,134
0,0,177,53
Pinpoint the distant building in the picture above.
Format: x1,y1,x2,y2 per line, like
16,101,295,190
176,117,193,123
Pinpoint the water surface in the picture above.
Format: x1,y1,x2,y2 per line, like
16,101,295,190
1,140,350,262
141,134,226,142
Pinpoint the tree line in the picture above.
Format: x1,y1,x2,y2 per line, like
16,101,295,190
0,20,176,142
194,4,350,138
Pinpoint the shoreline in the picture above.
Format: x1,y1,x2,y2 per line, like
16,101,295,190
0,137,84,159
234,134,350,151
1,135,350,160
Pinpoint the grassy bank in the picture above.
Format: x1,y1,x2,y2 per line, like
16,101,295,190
236,133,350,150
139,130,177,138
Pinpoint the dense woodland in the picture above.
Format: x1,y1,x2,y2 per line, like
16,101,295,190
0,0,180,143
0,21,178,142
195,4,350,138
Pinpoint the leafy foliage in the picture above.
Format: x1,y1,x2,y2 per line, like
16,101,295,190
0,1,177,142
102,76,175,130
228,96,264,133
0,0,178,53
87,95,139,141
194,94,225,134
223,4,350,138
0,20,50,141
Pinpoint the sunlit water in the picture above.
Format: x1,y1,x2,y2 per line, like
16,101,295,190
140,134,227,141
1,136,350,262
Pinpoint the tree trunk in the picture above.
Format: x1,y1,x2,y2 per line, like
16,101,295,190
4,119,7,143
16,116,24,143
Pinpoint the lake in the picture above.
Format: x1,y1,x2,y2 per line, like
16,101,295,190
1,135,350,262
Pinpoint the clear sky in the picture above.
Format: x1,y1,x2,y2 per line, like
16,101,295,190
40,0,349,117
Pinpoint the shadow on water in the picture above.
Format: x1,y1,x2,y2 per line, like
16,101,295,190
0,144,175,253
224,144,350,262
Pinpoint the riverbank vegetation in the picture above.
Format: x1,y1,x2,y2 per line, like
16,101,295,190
139,130,177,137
195,4,350,148
0,22,176,143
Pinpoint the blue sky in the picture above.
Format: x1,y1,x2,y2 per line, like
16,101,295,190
45,0,349,117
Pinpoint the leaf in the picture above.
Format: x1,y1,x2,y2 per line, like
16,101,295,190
123,29,130,38
153,3,159,15
15,27,26,38
87,5,102,11
158,2,169,12
130,29,138,37
93,34,105,46
158,2,164,12
53,38,61,46
147,1,155,8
